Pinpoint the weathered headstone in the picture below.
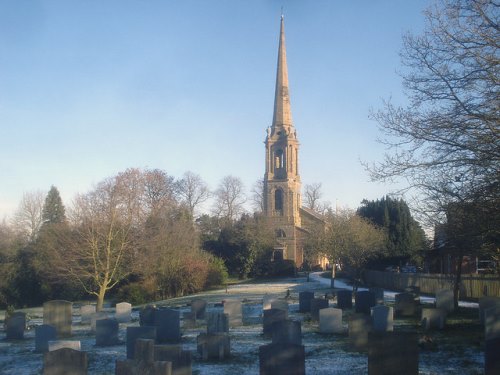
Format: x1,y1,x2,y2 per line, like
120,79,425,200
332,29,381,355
90,311,108,333
43,300,73,338
479,297,500,325
271,300,288,313
319,307,343,334
155,308,181,344
5,312,26,340
369,287,385,304
485,306,500,340
182,312,197,329
421,308,446,330
485,337,500,375
223,300,242,326
368,332,418,375
96,318,119,346
271,319,302,345
299,291,314,313
36,324,57,353
394,293,417,317
191,299,207,320
371,305,393,332
207,312,229,334
117,339,172,375
310,298,329,321
197,333,230,360
355,291,376,314
116,302,132,323
336,290,353,309
155,344,192,375
140,305,157,326
262,295,276,311
435,289,454,313
263,308,287,336
259,342,305,375
80,305,95,325
48,340,82,351
126,326,157,359
349,313,372,351
43,348,87,375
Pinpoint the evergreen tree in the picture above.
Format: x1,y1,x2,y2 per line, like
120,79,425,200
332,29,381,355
42,186,66,224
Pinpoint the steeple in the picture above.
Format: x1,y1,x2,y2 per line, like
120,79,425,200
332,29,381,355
272,15,293,131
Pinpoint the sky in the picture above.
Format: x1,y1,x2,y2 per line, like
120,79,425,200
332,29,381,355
0,0,433,219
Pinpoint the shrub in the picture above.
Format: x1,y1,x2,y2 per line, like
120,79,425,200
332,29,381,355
115,282,154,306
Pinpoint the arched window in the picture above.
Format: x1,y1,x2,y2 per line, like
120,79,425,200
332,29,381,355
275,189,283,215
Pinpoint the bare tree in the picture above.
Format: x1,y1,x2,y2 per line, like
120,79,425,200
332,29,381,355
212,175,246,223
250,179,265,213
176,171,210,218
143,168,176,214
11,190,46,243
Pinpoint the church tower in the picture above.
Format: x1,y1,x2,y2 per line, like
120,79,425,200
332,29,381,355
263,15,303,265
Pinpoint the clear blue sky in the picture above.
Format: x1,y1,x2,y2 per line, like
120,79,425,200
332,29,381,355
0,0,432,218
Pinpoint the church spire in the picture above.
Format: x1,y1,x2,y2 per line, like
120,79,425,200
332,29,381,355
272,14,293,130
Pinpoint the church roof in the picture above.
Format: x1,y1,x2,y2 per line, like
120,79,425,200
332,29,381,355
272,15,293,130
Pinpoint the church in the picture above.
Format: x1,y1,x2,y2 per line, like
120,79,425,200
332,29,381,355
263,16,327,269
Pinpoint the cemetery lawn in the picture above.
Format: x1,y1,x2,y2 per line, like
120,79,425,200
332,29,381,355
0,273,485,374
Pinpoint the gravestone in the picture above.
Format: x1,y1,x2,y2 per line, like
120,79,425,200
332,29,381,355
349,313,372,351
271,300,288,313
263,308,287,336
155,344,192,375
271,319,302,345
259,342,305,375
117,339,172,375
355,291,376,314
207,312,229,334
368,332,418,375
394,293,417,317
48,340,81,351
479,297,500,325
90,311,108,332
485,337,500,375
43,348,87,375
336,290,353,309
80,305,95,325
319,307,343,334
299,291,314,313
421,308,446,330
262,295,276,311
36,324,57,353
310,298,329,321
371,305,393,332
369,287,385,304
182,312,197,329
6,311,26,340
96,318,119,346
191,299,207,320
140,305,157,326
154,308,181,344
126,326,157,359
116,302,132,323
43,300,73,338
197,333,230,360
485,306,500,340
223,300,242,326
435,289,454,313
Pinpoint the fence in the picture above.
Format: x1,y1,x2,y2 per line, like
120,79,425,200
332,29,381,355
364,270,500,299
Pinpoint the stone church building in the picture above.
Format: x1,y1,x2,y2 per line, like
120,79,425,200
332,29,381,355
263,16,327,269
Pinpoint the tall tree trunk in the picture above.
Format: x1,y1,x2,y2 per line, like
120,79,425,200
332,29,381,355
96,285,107,312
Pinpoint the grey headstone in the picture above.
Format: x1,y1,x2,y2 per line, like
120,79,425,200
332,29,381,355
355,291,376,314
154,308,181,344
395,293,417,317
310,298,329,321
263,308,287,336
5,312,26,340
140,305,157,326
298,291,314,313
485,337,500,375
435,289,454,313
43,348,87,375
48,340,81,351
191,299,207,320
223,300,242,326
116,302,132,323
207,312,229,334
369,287,385,304
485,306,500,341
126,326,157,359
90,311,108,333
80,305,95,325
349,313,372,351
36,324,57,353
319,307,343,334
371,305,393,332
43,300,73,338
368,332,418,375
271,319,302,345
259,343,305,375
271,300,288,313
479,297,500,325
135,338,154,363
155,344,192,375
197,333,230,360
336,290,353,309
421,308,446,330
96,318,119,346
182,312,197,329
